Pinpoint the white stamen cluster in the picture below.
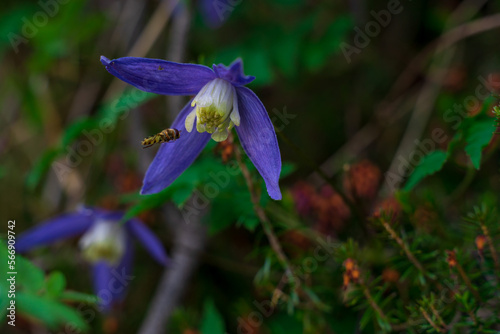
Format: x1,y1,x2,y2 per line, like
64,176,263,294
79,220,126,265
185,78,240,142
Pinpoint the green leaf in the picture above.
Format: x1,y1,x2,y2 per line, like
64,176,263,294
267,313,303,334
17,292,88,331
97,88,155,123
270,31,300,77
121,189,172,222
238,217,259,232
464,119,494,169
359,308,374,330
403,150,448,191
60,117,99,148
16,251,46,294
210,188,256,235
280,162,295,179
25,148,62,190
200,299,225,334
60,291,99,304
46,271,66,298
0,5,38,57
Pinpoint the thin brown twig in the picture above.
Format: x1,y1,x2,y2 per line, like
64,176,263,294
103,0,180,101
232,133,298,290
429,303,447,329
308,87,419,187
359,280,388,322
420,307,446,333
138,203,208,334
455,261,483,303
381,220,426,274
310,7,500,193
383,0,491,194
389,11,500,99
481,224,500,272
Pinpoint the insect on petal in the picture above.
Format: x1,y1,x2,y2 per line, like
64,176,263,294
141,100,211,195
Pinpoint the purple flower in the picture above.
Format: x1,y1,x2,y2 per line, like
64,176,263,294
199,0,237,29
100,56,282,200
16,207,169,312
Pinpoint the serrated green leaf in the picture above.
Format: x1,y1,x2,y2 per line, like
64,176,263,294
403,150,448,191
200,299,225,334
464,119,494,169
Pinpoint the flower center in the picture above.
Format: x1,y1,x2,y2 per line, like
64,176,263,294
79,220,126,265
185,78,240,142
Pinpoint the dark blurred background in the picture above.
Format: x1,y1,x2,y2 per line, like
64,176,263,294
2,0,500,333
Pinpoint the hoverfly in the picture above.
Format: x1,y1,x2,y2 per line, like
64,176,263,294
141,128,181,148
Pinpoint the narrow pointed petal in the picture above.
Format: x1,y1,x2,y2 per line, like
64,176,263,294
113,236,134,302
230,91,240,126
141,101,211,194
235,87,282,200
125,219,170,266
16,214,94,253
92,237,134,313
101,56,216,96
92,261,114,312
213,58,255,86
185,109,197,132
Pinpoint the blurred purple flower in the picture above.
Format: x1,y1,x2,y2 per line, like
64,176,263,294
16,207,169,312
100,56,282,200
199,0,238,29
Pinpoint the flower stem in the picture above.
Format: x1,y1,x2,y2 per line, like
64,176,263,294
232,134,298,289
420,307,446,333
429,304,446,329
481,224,500,272
381,220,426,274
455,261,483,303
359,279,388,322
